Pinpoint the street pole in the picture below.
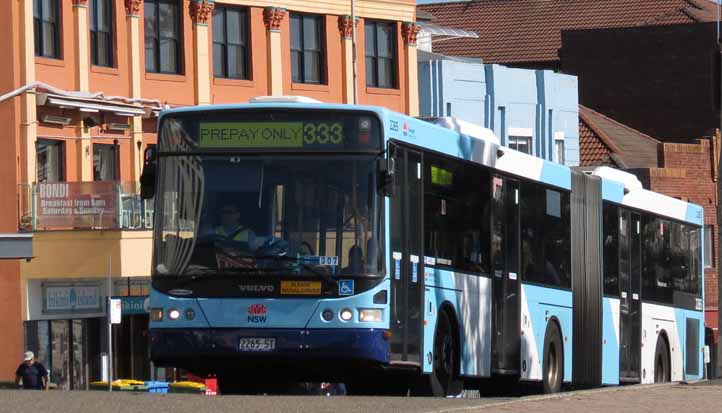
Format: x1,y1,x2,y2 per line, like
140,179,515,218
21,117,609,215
107,255,113,392
351,0,357,104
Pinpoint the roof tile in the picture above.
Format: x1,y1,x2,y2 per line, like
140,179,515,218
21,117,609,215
418,0,718,64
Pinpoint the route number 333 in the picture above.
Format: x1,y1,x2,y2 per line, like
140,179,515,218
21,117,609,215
303,123,344,145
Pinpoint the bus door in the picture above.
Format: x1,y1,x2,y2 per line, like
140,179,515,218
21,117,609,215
388,143,424,365
619,210,642,381
491,175,520,374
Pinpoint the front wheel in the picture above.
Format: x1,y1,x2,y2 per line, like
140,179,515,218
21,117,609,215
654,336,670,383
423,311,463,397
542,322,563,394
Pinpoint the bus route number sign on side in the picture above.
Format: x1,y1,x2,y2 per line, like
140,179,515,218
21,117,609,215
109,298,122,324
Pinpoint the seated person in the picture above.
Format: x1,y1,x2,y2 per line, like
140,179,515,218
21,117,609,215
214,203,257,253
342,246,364,274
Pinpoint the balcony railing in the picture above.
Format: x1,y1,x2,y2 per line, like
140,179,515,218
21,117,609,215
19,182,154,231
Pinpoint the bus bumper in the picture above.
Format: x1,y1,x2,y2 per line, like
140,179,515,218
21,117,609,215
150,328,391,376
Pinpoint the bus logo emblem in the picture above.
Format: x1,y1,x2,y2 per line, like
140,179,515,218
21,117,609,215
247,304,267,323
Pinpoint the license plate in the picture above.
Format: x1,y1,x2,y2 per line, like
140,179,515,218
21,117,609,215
239,338,276,352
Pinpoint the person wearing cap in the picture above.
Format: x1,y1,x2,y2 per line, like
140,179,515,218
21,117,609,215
15,351,49,390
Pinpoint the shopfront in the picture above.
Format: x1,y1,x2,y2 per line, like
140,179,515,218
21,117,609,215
23,277,153,389
24,280,106,390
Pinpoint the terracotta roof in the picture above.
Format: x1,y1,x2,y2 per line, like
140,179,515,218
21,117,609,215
579,105,661,169
418,0,718,64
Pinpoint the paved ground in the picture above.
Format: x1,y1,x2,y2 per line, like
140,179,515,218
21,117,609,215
1,381,721,413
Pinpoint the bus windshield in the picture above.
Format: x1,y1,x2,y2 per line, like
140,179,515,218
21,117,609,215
153,117,384,279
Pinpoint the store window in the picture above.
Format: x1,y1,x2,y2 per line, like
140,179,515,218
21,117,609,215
290,13,324,84
365,20,396,88
93,143,119,181
90,0,114,67
144,0,182,74
36,139,65,183
212,5,249,79
34,0,61,59
508,136,532,154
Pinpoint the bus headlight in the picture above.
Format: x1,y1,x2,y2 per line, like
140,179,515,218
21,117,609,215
339,308,353,321
359,309,383,323
168,308,181,320
184,308,196,320
150,308,164,321
321,309,334,322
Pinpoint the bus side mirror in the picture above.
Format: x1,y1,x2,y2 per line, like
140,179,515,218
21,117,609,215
377,157,395,197
140,146,157,200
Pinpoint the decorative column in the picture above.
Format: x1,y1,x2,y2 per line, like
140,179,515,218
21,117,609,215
338,16,358,104
402,22,421,116
190,0,214,105
263,7,286,96
125,0,144,182
20,0,37,185
73,0,93,181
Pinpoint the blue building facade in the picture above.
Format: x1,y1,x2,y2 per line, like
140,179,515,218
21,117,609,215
418,52,579,166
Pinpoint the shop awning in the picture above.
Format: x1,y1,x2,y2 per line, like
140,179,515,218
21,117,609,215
417,22,479,41
0,233,33,259
37,93,149,117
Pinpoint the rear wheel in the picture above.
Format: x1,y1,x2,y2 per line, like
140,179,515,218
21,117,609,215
542,322,563,394
654,336,670,383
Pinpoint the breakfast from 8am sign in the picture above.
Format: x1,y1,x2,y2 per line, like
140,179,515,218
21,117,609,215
36,182,119,229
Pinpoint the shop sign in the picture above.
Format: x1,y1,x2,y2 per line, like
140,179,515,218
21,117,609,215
45,285,102,312
113,296,150,315
35,182,119,229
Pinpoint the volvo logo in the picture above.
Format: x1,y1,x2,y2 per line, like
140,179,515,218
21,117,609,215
168,289,193,296
238,284,275,293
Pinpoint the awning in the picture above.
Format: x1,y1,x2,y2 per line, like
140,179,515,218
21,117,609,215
417,22,479,41
0,233,33,259
37,93,149,117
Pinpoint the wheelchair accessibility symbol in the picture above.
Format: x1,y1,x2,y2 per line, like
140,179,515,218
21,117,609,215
339,280,354,296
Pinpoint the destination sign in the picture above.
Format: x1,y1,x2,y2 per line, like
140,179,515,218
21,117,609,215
199,122,347,149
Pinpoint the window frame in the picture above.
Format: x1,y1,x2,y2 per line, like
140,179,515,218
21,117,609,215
705,224,714,268
555,139,565,164
92,143,120,182
508,136,532,154
212,5,250,80
34,0,61,59
144,0,183,75
36,139,66,183
90,0,114,68
290,13,325,84
364,20,397,89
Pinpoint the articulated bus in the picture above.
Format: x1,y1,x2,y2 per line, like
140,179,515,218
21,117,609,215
142,97,704,396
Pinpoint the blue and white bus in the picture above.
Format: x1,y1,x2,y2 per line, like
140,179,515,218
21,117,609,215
142,97,704,395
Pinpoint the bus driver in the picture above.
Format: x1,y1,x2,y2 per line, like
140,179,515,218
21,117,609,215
215,203,258,253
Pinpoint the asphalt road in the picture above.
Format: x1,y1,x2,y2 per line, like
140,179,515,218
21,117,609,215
1,381,721,413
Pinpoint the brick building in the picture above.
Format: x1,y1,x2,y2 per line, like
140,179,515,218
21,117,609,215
0,0,420,387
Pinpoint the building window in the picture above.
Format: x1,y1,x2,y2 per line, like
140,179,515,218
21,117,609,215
212,6,249,79
365,20,396,88
705,225,714,268
508,136,532,154
144,0,181,74
93,144,119,181
36,139,65,182
90,0,114,67
555,139,565,164
290,14,324,84
34,0,60,59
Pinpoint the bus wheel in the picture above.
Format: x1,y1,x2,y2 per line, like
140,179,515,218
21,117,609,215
654,336,670,383
542,322,563,394
429,311,462,397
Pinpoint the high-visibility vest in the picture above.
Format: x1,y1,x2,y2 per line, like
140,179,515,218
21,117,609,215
215,226,251,243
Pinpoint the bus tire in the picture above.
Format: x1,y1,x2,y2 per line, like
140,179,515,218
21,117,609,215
542,321,563,394
654,335,671,383
428,310,463,397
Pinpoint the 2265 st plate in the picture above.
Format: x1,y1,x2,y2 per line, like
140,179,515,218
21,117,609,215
239,338,276,352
